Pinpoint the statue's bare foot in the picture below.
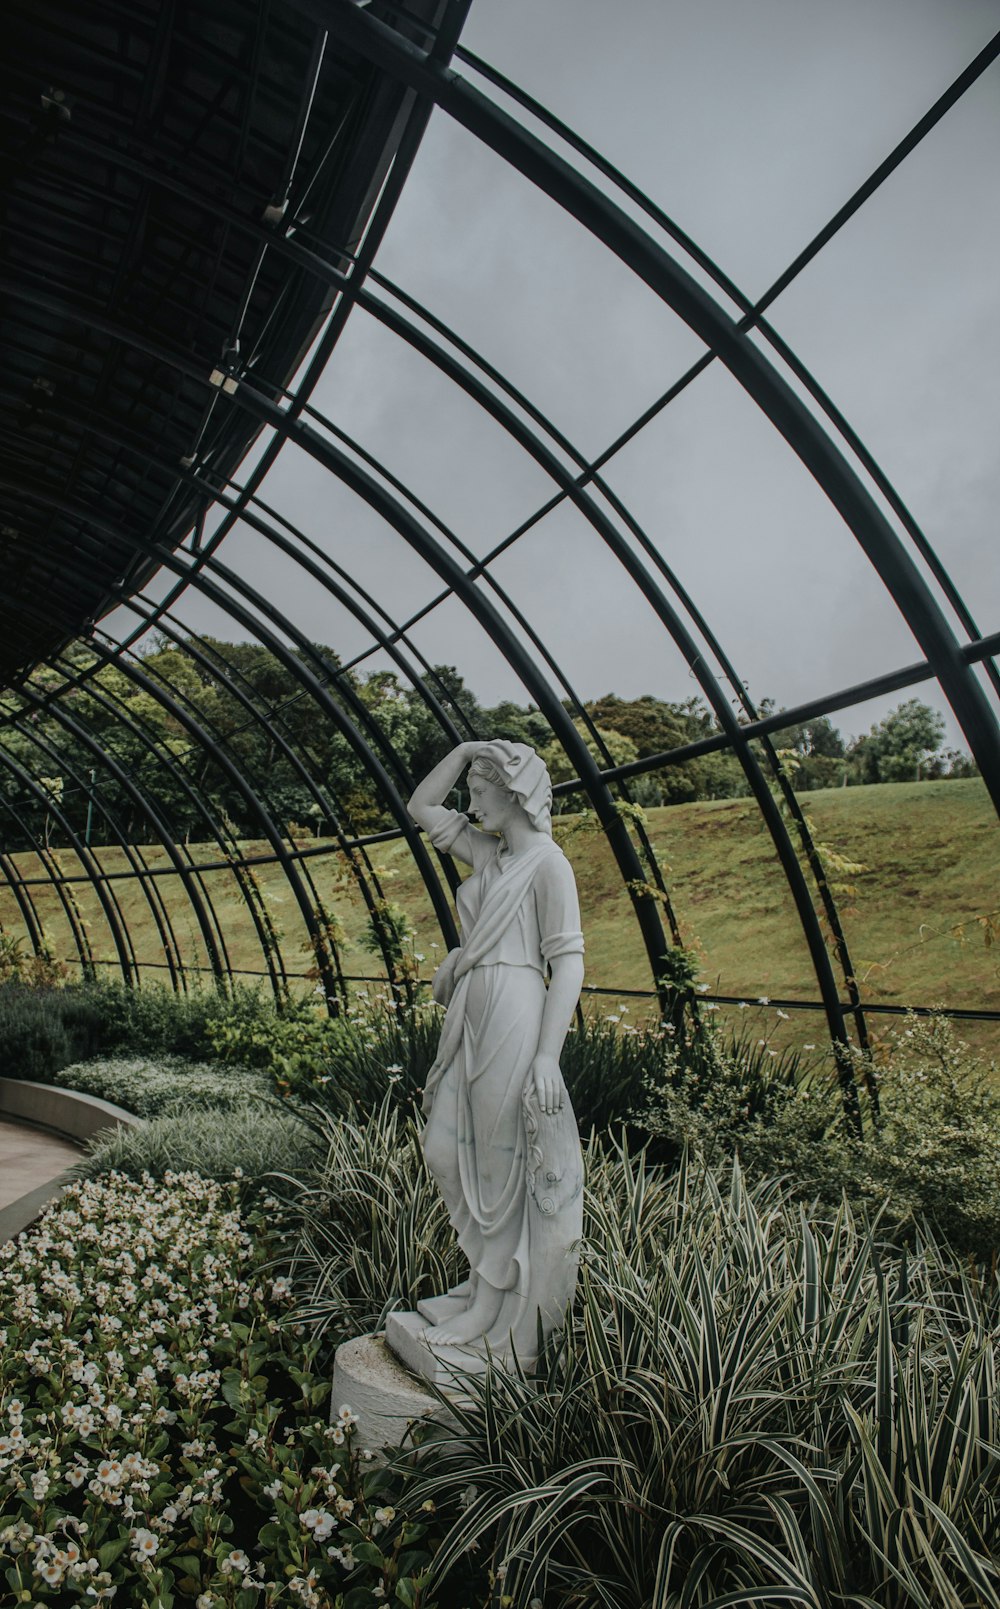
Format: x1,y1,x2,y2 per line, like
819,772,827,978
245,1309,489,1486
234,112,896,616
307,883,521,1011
425,1282,502,1347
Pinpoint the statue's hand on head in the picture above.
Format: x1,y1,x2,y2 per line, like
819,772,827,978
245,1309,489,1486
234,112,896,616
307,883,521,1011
531,1051,566,1117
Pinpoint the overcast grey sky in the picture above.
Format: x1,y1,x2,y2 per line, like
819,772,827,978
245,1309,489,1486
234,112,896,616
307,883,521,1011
133,0,1000,749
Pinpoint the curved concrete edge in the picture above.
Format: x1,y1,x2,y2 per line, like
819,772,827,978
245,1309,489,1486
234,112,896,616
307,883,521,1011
0,1076,141,1142
0,1078,144,1246
0,1168,76,1246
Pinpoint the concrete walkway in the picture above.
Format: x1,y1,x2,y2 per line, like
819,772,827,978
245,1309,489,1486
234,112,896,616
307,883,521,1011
0,1117,80,1211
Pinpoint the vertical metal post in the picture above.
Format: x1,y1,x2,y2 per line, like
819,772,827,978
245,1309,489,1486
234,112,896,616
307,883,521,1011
84,767,96,847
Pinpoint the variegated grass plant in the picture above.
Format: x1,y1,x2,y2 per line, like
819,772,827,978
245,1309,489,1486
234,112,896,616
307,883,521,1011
286,1100,1000,1608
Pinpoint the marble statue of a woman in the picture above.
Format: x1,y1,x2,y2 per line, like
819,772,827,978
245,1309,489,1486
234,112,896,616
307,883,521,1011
403,739,585,1370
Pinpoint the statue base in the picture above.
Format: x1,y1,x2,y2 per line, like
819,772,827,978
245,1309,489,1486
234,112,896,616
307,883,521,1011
330,1333,455,1456
384,1306,492,1383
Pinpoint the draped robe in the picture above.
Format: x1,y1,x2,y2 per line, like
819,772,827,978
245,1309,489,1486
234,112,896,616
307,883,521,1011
421,810,585,1360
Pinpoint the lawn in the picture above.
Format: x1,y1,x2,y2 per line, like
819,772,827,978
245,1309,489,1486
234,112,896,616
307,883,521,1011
0,778,995,1057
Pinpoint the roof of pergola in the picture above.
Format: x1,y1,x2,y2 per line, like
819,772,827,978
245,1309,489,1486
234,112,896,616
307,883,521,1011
0,0,997,1089
1,0,444,676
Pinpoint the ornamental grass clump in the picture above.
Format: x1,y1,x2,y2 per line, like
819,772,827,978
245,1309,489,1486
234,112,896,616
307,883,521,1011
0,1171,441,1608
54,1056,271,1118
277,1096,464,1340
72,1105,321,1199
397,1147,1000,1608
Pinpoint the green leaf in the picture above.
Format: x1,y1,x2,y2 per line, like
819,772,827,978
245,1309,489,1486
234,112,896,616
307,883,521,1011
346,1589,381,1609
98,1538,131,1568
170,1554,203,1577
395,1579,418,1607
352,1540,385,1568
221,1368,246,1409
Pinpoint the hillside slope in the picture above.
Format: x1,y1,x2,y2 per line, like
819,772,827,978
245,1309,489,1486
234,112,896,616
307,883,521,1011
0,779,995,1055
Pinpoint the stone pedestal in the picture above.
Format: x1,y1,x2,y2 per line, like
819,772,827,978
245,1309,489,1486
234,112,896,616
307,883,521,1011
331,1303,487,1455
330,1334,445,1455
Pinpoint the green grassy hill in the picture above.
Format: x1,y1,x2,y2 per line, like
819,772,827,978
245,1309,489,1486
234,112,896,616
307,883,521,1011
1,779,996,1058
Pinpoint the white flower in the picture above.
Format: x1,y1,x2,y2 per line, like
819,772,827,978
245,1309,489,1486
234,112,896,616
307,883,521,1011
776,1009,789,1020
757,996,770,1006
269,1277,292,1300
374,1506,395,1525
301,1509,336,1540
130,1528,158,1558
336,1404,358,1428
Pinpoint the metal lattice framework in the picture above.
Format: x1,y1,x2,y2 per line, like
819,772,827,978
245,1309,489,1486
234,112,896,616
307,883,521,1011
1,0,998,1081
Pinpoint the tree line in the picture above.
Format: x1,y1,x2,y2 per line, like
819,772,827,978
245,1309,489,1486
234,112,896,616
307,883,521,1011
0,637,978,850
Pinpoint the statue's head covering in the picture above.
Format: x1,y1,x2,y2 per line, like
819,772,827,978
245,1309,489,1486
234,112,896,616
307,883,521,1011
468,741,553,836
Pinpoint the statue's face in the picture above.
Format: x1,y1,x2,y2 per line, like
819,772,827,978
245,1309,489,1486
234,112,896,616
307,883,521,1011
468,775,517,834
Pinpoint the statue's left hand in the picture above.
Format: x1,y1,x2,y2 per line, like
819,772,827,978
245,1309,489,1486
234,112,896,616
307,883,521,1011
531,1052,566,1117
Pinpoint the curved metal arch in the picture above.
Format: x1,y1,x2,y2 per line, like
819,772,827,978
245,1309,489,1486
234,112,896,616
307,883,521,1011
448,38,1000,706
1,3,996,1094
0,755,94,976
0,779,97,978
65,644,308,1001
9,665,232,987
103,609,397,1001
41,643,294,995
0,472,466,981
6,103,984,1061
0,737,131,980
0,690,186,989
44,46,1000,719
314,2,1000,814
337,283,865,1049
3,179,996,1068
0,608,240,990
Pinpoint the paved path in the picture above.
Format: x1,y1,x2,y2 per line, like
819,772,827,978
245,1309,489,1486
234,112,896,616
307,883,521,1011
0,1117,81,1211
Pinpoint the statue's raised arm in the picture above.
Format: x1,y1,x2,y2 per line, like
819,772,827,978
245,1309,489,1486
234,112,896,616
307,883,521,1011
398,740,585,1371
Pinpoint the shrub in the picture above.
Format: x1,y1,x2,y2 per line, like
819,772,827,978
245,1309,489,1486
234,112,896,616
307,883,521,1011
845,1014,1000,1257
53,1055,271,1117
283,1110,1000,1607
0,1172,442,1607
72,1105,321,1198
78,978,286,1062
559,1010,667,1134
0,981,105,1082
640,1012,1000,1260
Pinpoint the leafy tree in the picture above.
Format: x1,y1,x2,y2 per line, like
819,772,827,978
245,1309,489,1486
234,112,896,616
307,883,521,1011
847,699,946,784
584,693,747,804
540,719,639,813
766,713,846,792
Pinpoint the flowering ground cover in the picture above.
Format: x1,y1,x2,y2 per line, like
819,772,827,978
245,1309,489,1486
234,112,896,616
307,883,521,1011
0,1172,440,1608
